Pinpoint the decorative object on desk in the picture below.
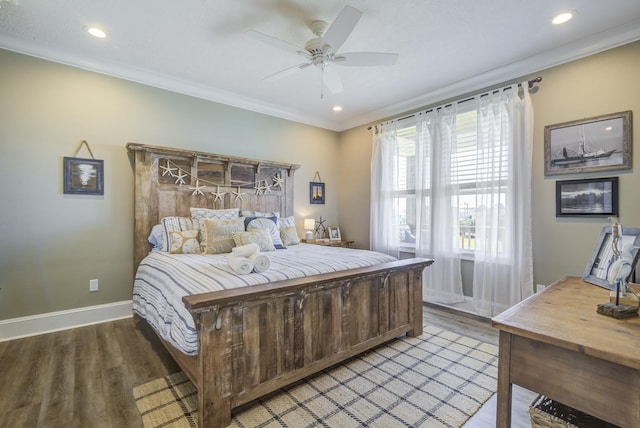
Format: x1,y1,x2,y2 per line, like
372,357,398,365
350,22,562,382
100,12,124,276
314,216,326,238
544,110,632,176
582,223,640,290
555,177,618,217
309,171,325,204
63,140,104,195
303,218,315,240
328,226,341,241
593,218,640,319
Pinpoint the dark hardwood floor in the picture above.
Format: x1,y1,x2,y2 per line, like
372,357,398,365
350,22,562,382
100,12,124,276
0,305,533,427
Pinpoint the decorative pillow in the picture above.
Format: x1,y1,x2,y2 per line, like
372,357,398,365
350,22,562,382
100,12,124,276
278,215,295,229
244,216,285,249
232,229,276,252
201,217,245,254
241,210,280,218
168,230,201,254
280,226,300,246
190,207,239,230
148,224,164,252
160,216,198,252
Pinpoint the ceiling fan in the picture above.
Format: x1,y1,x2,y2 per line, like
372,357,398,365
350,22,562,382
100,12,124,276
246,5,399,98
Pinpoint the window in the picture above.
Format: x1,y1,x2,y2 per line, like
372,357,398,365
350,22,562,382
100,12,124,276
392,104,509,254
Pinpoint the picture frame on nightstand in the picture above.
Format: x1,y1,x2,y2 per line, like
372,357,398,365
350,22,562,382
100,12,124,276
328,226,341,241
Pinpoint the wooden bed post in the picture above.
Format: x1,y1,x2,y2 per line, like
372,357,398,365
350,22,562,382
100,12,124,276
198,308,234,428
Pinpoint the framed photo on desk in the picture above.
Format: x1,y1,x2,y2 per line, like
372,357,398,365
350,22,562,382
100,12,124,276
582,225,640,289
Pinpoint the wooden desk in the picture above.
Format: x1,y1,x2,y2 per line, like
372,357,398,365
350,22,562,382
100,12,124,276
491,277,640,427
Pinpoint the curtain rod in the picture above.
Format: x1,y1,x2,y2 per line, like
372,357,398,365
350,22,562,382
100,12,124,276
367,76,542,130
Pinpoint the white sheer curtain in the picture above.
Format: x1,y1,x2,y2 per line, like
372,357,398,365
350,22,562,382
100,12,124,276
472,83,534,316
415,109,465,304
370,122,401,258
370,82,534,314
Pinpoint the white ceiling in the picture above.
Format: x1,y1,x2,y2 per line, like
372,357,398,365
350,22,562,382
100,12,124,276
1,0,639,132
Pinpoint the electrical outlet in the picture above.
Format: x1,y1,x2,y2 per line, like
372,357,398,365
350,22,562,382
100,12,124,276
90,279,99,292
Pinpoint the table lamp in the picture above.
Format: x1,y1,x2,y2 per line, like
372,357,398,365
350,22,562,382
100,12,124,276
304,218,315,240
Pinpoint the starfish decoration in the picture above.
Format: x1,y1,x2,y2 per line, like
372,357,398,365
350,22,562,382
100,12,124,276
263,179,272,194
315,216,327,236
174,170,187,185
211,185,225,202
254,181,264,196
272,174,284,188
189,179,206,196
232,186,246,202
160,160,177,177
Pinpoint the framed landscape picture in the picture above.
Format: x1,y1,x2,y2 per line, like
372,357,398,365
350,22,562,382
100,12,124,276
555,177,618,217
544,110,632,175
63,157,104,195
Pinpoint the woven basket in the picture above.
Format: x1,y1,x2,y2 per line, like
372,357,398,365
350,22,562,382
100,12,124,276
529,395,619,428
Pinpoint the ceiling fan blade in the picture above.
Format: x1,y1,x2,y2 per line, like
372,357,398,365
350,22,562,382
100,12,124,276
322,6,362,52
333,52,399,66
322,66,343,94
245,30,303,54
264,63,310,81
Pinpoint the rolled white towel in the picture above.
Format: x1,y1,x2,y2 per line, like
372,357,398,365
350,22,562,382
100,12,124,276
248,252,270,273
227,253,254,275
232,243,260,257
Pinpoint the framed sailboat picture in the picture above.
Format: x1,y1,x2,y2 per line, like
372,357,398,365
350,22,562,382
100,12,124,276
544,110,632,176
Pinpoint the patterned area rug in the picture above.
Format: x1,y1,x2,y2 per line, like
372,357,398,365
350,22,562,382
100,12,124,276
133,325,498,428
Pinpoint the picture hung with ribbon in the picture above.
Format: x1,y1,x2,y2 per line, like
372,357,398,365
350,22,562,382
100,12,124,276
310,171,325,204
63,140,104,195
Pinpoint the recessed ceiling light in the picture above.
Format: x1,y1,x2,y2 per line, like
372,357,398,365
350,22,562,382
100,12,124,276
83,26,107,38
552,11,576,25
332,105,343,112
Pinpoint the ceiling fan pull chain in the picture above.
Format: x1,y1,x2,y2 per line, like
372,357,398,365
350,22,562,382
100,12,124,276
320,66,324,99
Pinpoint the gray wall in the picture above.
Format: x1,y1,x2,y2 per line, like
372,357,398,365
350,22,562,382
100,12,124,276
339,41,640,291
0,49,339,320
2,41,639,320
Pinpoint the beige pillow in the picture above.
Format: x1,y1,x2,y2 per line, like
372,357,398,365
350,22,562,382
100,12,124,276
280,226,300,246
232,229,276,252
201,217,245,254
169,230,200,254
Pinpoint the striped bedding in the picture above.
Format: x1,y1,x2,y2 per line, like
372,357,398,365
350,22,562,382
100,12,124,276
133,243,396,355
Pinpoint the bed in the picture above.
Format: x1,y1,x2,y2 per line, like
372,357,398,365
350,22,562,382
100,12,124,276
127,143,433,427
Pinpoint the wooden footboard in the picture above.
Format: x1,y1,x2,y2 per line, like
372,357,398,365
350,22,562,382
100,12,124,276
172,257,432,428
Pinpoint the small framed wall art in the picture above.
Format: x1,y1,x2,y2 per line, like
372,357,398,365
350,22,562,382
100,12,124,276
63,157,104,195
555,177,618,217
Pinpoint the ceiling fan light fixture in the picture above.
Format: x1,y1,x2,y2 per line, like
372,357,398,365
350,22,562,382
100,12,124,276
332,105,342,112
83,26,107,38
552,11,576,25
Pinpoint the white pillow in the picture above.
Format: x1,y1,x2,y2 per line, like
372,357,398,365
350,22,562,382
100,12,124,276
278,215,296,229
232,229,276,252
190,207,239,230
244,216,285,249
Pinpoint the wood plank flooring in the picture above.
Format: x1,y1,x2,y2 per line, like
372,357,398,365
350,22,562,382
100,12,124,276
0,305,535,427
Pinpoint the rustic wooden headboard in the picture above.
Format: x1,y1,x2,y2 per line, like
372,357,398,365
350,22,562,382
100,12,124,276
126,143,300,267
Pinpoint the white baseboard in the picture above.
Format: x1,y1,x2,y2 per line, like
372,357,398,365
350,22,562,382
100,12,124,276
0,300,133,342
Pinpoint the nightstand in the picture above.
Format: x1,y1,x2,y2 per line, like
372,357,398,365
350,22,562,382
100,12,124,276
302,239,355,248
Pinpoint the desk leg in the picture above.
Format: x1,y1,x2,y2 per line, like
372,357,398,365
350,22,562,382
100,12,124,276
496,331,513,428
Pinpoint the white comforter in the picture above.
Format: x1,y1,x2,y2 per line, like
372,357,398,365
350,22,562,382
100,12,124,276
133,244,396,355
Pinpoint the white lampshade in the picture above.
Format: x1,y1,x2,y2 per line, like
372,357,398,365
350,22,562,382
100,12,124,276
304,218,315,230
